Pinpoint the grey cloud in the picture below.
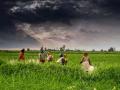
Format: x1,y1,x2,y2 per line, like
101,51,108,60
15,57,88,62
80,28,101,34
47,36,71,42
1,0,120,23
1,0,120,50
7,0,115,23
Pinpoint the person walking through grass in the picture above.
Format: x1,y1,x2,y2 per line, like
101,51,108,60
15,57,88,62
57,54,67,65
61,54,68,65
19,49,25,61
57,45,68,65
59,45,66,57
80,52,94,72
39,47,46,63
47,52,53,62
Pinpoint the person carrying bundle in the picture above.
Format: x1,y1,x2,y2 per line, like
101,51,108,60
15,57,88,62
80,52,94,72
57,45,68,65
57,54,68,65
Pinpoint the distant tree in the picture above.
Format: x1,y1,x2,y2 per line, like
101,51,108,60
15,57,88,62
27,48,30,51
92,49,96,52
66,49,70,51
101,49,104,52
108,47,115,52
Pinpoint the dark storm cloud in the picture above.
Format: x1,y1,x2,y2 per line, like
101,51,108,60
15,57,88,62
0,0,120,49
97,0,120,13
3,0,120,23
1,0,120,24
80,28,101,34
9,0,94,23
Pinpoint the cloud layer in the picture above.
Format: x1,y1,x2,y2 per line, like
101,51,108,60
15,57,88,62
7,0,120,22
0,0,120,50
15,19,120,50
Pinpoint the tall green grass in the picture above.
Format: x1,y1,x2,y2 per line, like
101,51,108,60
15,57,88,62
0,51,120,90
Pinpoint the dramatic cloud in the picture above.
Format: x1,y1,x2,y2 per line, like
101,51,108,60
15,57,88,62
0,0,120,50
15,23,74,48
7,0,119,22
14,19,120,50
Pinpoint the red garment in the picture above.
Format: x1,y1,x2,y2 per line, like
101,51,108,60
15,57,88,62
19,52,25,60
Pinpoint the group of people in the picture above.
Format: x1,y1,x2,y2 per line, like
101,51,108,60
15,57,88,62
18,45,94,72
39,46,53,63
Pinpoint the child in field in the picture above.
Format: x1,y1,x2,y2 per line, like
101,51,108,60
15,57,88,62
47,52,53,62
80,52,94,72
19,49,25,61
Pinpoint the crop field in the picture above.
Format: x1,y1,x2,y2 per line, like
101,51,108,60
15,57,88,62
0,51,120,90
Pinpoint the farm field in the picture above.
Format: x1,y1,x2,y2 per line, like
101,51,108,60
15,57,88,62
0,51,120,90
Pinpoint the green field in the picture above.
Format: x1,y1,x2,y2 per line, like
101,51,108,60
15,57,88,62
0,51,120,90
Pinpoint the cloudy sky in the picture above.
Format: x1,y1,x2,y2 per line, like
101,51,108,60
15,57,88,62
0,0,120,50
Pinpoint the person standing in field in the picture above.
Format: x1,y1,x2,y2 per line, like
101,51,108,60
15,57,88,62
80,52,94,72
39,47,46,63
57,54,68,65
59,45,66,57
57,45,68,65
44,47,48,59
19,49,25,61
47,52,53,62
61,54,68,65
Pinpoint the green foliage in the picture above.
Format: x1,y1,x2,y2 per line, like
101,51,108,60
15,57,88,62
0,51,120,90
0,59,6,65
